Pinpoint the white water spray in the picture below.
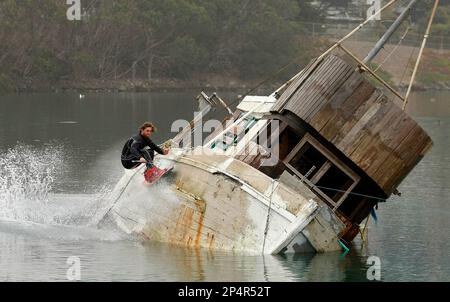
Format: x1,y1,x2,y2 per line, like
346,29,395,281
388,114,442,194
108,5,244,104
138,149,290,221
0,144,127,241
0,144,64,222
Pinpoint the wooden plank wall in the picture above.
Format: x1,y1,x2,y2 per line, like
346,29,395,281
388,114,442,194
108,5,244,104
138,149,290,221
272,54,433,195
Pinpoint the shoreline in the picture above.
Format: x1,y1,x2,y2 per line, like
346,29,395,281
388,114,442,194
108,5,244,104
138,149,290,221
8,77,279,94
3,77,450,94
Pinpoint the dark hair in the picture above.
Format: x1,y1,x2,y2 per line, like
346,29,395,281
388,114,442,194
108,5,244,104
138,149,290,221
139,122,156,133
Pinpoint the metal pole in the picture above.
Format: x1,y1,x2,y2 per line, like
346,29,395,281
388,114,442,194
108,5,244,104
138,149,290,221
364,0,418,64
317,0,399,62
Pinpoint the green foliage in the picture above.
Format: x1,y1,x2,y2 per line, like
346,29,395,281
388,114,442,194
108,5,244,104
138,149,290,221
431,5,450,36
366,63,394,88
165,36,209,78
0,73,14,93
32,49,71,81
417,50,450,86
71,52,97,77
319,0,352,8
418,71,450,86
0,0,329,89
297,1,324,22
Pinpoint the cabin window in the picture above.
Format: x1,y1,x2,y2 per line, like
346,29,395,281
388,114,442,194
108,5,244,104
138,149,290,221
288,142,327,180
258,124,301,179
211,115,258,151
283,133,360,210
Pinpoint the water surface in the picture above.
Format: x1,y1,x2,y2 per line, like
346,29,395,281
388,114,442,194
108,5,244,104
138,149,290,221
0,91,449,281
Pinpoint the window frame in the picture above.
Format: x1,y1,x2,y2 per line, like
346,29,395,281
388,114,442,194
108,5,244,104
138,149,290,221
283,133,360,210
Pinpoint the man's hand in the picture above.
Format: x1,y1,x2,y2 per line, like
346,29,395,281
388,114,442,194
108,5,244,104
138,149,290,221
139,157,147,163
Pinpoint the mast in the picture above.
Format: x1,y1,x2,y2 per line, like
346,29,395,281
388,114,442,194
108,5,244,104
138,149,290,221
364,0,418,64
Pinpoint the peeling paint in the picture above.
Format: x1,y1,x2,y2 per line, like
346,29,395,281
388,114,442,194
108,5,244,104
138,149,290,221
111,154,345,254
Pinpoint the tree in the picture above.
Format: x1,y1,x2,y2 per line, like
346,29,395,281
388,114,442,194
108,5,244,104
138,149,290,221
319,0,353,9
0,0,328,90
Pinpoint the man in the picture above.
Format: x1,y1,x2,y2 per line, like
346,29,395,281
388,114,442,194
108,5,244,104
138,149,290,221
121,122,169,171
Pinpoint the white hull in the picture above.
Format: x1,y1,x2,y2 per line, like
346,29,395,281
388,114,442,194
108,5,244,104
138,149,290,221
108,149,345,254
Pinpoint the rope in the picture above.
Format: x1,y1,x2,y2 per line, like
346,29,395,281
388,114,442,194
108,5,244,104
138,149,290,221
272,0,400,97
374,25,411,72
97,167,142,226
262,179,278,254
200,2,401,117
236,61,296,106
174,1,404,148
175,59,298,147
359,214,371,244
399,40,419,87
314,185,386,203
160,155,387,203
403,0,441,111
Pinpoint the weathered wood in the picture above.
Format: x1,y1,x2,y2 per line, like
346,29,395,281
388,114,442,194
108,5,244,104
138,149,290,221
349,96,395,166
310,162,332,184
336,94,385,155
297,57,347,116
363,105,416,176
316,73,371,139
302,64,354,122
291,72,356,134
283,56,352,123
329,86,380,147
281,56,337,109
272,54,432,195
280,59,334,115
310,71,362,124
273,58,323,112
310,73,370,133
376,127,430,191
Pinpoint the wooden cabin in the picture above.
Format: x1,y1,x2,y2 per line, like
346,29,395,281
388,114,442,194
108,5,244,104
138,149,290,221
234,54,433,243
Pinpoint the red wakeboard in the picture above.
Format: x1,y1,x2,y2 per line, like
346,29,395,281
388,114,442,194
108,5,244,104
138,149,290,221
144,166,173,184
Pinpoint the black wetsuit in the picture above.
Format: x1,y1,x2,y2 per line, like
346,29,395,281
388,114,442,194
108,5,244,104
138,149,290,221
121,134,164,169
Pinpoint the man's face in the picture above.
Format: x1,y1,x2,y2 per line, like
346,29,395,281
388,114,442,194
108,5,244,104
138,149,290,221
141,127,153,138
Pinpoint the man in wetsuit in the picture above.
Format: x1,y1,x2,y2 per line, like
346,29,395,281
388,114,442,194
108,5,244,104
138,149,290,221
121,122,169,170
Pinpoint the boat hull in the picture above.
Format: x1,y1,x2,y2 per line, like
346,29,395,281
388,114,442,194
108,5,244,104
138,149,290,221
108,150,345,254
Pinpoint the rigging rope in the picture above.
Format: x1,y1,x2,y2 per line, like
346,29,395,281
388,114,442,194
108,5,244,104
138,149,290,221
262,179,278,254
399,41,419,87
403,0,441,111
209,0,401,113
374,24,411,72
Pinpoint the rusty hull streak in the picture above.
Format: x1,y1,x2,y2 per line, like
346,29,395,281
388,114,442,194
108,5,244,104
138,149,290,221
174,205,195,246
172,184,210,249
206,232,216,249
194,198,206,247
117,153,329,253
194,208,204,247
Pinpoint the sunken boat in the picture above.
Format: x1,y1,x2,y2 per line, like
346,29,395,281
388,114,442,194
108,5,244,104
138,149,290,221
106,0,434,254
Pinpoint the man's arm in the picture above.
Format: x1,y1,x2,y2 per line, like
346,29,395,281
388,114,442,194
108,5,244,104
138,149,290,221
148,139,165,155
